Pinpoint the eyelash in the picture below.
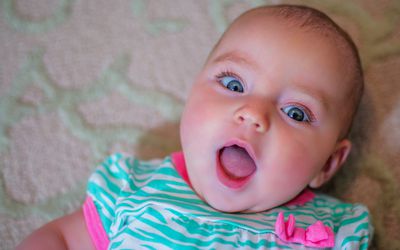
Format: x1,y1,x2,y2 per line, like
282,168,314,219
216,70,239,79
281,103,316,123
215,70,246,90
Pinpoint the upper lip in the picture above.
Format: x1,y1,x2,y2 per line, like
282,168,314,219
221,138,258,168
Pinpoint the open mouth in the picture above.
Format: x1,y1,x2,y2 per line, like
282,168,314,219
216,144,257,189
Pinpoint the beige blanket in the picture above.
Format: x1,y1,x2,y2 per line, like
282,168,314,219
1,1,399,249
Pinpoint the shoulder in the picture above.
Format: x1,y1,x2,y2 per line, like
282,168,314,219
83,154,174,237
86,153,173,199
87,153,133,189
89,153,170,181
311,193,373,249
311,193,371,222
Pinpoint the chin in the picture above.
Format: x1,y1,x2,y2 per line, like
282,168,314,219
206,195,277,213
210,203,267,213
201,195,234,213
204,196,252,213
209,203,242,213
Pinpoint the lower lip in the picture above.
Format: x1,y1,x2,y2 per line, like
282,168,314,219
216,152,254,190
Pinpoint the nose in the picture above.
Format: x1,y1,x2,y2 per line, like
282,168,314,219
234,105,268,133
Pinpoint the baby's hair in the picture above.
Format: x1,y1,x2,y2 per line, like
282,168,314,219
211,4,364,138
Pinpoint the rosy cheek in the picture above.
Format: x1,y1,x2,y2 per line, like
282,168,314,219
180,100,211,150
181,108,202,137
270,140,317,184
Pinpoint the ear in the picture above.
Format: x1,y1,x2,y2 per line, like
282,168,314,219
309,139,352,188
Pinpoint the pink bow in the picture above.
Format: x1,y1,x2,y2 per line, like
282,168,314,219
274,212,335,248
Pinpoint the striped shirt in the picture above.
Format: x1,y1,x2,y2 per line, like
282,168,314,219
84,153,372,249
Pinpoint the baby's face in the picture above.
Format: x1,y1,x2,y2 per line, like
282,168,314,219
180,13,352,212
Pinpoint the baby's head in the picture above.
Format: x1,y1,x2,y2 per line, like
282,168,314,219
180,5,364,213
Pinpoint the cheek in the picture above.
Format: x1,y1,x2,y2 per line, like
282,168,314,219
180,95,217,155
269,129,329,182
180,87,228,145
180,99,205,142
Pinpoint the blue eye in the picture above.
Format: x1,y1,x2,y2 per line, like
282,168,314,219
219,76,244,93
281,105,311,122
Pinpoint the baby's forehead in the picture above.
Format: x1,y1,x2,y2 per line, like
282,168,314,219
226,8,341,42
217,7,358,84
215,10,350,69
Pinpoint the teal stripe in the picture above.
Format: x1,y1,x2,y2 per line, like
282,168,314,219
109,239,123,249
147,207,168,224
157,165,182,177
105,157,131,180
136,219,238,249
355,222,370,233
138,213,216,247
340,234,369,248
145,179,194,193
359,242,369,250
171,212,241,238
132,227,199,249
139,213,290,249
132,189,204,205
130,167,155,184
341,211,368,226
313,197,354,210
167,209,276,231
96,171,124,195
140,244,158,250
271,209,333,223
237,239,292,249
87,182,115,214
130,158,157,175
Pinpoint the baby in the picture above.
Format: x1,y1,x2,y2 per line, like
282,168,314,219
18,4,372,249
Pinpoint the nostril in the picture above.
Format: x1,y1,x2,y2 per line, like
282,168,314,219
254,122,266,133
234,109,267,133
235,113,245,123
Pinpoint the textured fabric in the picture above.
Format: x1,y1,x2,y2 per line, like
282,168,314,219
85,153,372,249
2,1,400,249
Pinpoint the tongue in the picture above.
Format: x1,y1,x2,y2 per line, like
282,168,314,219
220,145,256,179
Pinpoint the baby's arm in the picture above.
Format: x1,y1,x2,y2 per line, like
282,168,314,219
16,209,94,250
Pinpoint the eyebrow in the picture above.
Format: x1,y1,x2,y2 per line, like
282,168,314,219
290,84,330,110
211,51,259,70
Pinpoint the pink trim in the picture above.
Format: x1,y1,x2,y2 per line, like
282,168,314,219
275,212,334,248
171,151,192,187
285,189,315,206
83,197,110,250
